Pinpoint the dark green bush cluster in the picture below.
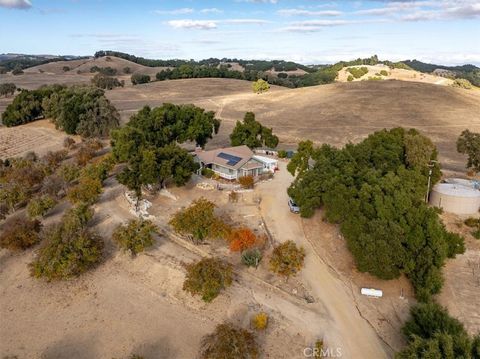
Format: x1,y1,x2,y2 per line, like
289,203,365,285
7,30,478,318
201,168,215,178
230,112,279,149
0,83,16,97
1,85,62,127
183,258,233,302
43,86,120,137
241,248,262,268
91,73,124,90
2,85,119,138
130,73,150,85
464,217,480,239
112,219,157,256
347,66,369,79
111,104,219,196
288,128,465,301
90,66,117,76
397,303,480,358
30,204,104,280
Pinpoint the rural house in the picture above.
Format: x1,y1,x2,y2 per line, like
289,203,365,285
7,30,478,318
195,145,276,180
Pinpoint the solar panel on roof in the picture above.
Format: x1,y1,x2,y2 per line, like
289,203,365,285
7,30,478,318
218,152,242,166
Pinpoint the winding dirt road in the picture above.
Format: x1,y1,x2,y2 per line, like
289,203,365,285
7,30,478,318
257,161,390,358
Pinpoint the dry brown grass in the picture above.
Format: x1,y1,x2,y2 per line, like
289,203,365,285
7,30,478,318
1,71,479,171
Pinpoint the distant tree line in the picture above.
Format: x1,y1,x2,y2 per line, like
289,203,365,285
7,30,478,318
404,59,480,87
288,128,465,302
2,85,119,137
0,54,88,72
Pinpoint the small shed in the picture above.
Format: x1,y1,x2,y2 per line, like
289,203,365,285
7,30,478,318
430,180,480,215
253,155,278,173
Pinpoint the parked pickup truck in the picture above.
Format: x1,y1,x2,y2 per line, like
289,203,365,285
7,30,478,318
288,198,300,213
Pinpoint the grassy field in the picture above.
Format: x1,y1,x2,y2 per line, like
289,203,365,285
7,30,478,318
1,69,479,171
106,78,480,171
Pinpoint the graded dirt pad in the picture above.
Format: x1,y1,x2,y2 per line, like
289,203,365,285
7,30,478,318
106,79,480,171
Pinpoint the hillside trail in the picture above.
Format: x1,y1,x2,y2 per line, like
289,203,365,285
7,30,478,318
257,161,391,358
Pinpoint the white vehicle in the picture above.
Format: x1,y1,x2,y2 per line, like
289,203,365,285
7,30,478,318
361,288,383,298
288,198,300,213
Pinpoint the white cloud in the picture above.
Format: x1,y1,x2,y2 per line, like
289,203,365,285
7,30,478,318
357,0,480,20
167,20,217,30
240,0,278,3
277,9,343,16
0,0,31,9
222,18,270,24
155,8,194,15
167,18,270,30
200,8,223,14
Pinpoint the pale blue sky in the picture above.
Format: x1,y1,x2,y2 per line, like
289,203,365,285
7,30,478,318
0,0,479,65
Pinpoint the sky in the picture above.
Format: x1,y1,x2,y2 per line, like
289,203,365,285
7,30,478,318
0,0,479,65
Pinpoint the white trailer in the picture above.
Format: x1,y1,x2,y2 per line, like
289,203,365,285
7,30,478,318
361,288,383,298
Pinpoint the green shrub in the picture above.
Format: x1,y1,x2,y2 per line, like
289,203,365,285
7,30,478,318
398,302,477,358
277,150,287,158
347,66,368,79
57,163,81,183
112,219,157,256
201,323,258,359
269,240,305,278
288,128,464,301
27,195,57,218
183,258,233,302
201,168,215,178
380,70,388,76
0,217,42,251
241,249,262,268
169,197,230,244
473,230,480,240
464,217,480,228
30,205,103,280
131,73,150,85
67,177,102,205
238,175,254,189
347,75,354,82
452,78,473,89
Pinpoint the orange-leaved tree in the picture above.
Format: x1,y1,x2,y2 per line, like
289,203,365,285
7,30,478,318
228,227,257,252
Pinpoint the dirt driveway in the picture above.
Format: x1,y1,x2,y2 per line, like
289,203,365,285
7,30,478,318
256,161,390,358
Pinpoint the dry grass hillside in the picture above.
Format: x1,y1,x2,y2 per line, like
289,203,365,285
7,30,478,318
1,69,479,171
25,56,168,77
337,64,454,86
105,78,480,171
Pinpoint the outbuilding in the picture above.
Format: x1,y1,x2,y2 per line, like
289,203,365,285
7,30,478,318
429,179,480,215
253,155,278,173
